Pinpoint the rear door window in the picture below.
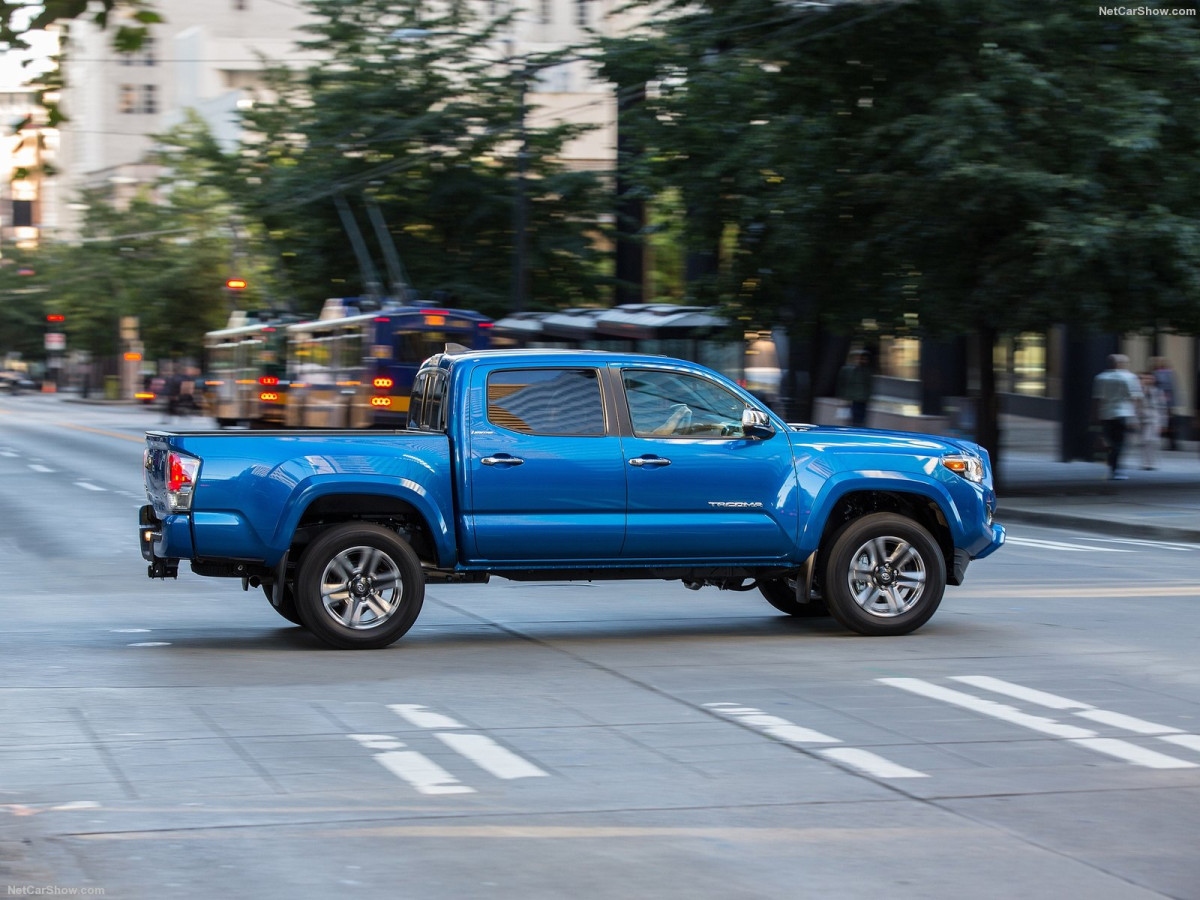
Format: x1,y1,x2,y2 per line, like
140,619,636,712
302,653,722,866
486,368,606,436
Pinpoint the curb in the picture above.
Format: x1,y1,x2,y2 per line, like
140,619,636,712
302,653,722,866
997,505,1200,545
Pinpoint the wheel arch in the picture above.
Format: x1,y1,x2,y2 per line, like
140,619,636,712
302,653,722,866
810,488,955,582
275,481,454,569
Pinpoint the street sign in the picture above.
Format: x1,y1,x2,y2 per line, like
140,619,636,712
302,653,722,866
45,332,65,351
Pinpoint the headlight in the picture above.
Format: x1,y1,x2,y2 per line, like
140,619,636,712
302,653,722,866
941,453,984,483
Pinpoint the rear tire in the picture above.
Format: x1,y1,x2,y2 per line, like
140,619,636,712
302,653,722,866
295,523,424,649
758,577,828,618
822,513,945,636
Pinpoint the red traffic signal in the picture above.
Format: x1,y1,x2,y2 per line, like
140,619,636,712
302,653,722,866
46,313,65,323
225,278,248,290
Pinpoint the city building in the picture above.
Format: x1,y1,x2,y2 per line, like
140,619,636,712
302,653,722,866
0,87,56,252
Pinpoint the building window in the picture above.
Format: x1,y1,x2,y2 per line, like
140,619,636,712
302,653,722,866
119,34,156,66
539,0,552,24
576,0,590,26
233,0,249,9
119,84,158,114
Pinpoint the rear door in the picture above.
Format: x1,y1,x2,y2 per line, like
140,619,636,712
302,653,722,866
463,365,627,562
615,364,800,561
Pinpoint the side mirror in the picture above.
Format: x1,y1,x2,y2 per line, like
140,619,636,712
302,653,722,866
742,408,775,439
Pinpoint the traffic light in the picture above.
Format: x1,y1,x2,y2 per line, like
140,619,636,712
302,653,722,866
225,278,248,290
46,313,65,323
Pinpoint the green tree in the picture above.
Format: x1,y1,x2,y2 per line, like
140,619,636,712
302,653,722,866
600,0,1200,473
215,0,609,317
2,1,160,54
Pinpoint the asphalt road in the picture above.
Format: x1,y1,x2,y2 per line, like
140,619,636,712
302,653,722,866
2,395,1199,900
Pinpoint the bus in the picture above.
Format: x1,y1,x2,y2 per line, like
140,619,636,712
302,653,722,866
285,298,493,428
202,311,299,428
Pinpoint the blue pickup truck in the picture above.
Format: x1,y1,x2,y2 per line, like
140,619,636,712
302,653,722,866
139,348,1005,649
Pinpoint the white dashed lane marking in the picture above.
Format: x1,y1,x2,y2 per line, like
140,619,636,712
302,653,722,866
882,677,1199,770
704,702,928,779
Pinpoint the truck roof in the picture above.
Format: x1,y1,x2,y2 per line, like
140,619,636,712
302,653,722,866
430,347,698,368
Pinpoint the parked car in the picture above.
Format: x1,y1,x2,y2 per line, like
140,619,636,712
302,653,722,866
0,371,38,394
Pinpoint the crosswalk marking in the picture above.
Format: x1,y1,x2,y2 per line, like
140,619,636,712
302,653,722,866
75,481,105,492
435,733,548,780
705,702,927,778
882,677,1199,770
953,675,1188,736
389,703,467,729
818,748,928,779
349,733,473,795
704,703,840,743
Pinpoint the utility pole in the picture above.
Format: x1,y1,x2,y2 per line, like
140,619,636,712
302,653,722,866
511,64,530,314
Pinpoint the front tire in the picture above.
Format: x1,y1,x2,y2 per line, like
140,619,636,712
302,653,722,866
758,577,828,618
822,513,946,636
295,523,425,649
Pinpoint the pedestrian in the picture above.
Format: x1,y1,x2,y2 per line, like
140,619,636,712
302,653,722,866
1092,353,1143,480
1138,372,1164,470
836,349,872,427
1150,356,1177,450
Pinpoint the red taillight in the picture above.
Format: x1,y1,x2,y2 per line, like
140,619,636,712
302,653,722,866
370,396,391,407
166,452,200,511
168,453,193,493
373,377,393,389
259,376,279,386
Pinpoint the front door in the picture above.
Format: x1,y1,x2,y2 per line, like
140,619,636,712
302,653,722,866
617,365,800,561
465,366,627,562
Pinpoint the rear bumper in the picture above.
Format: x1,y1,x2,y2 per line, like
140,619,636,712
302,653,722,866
138,504,194,575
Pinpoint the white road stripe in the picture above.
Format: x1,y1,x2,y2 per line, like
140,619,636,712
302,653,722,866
882,678,1198,769
373,750,475,795
0,450,17,458
1005,537,1130,553
28,464,52,473
435,733,548,780
704,703,840,743
1076,536,1198,552
1074,709,1183,735
819,748,928,779
1071,739,1196,769
1160,734,1200,753
949,676,1090,710
75,481,105,492
388,703,466,730
953,676,1186,734
879,678,1095,739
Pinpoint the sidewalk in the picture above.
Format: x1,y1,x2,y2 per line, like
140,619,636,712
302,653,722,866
996,415,1200,543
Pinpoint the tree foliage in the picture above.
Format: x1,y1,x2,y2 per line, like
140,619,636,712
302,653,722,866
214,0,609,316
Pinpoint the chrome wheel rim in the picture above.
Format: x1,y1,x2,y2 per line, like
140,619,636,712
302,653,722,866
846,535,926,618
320,545,403,630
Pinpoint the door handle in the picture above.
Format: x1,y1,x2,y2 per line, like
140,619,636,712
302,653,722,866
629,456,671,468
481,455,525,466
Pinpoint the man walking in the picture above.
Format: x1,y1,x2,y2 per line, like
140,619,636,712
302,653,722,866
1092,354,1143,480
